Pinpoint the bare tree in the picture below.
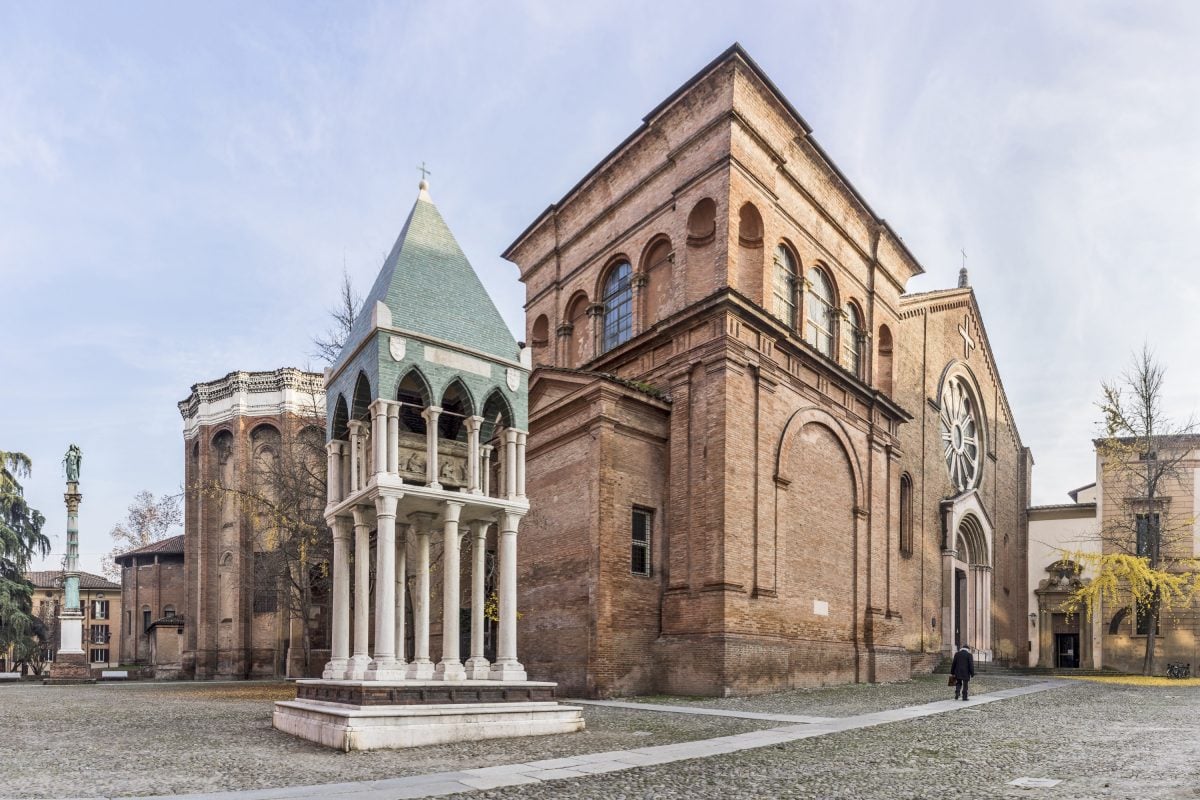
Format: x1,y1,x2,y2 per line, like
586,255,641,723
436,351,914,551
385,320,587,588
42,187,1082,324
311,269,361,366
104,491,182,580
1066,346,1200,675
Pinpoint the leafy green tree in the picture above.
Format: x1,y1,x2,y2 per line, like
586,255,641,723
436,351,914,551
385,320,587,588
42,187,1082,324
0,450,50,655
1066,348,1200,675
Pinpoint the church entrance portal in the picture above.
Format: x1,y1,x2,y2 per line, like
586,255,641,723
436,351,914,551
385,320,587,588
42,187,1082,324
1055,633,1079,669
940,501,994,661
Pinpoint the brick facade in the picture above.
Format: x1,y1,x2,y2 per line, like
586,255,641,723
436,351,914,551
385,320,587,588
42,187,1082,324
507,45,1031,697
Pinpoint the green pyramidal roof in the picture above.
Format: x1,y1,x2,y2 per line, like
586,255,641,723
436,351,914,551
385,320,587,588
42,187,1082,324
343,184,518,363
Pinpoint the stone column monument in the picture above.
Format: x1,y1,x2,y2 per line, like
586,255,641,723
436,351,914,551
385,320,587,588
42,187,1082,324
47,444,93,683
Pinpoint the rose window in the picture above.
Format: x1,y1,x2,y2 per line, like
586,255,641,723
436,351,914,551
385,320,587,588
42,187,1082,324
939,379,980,492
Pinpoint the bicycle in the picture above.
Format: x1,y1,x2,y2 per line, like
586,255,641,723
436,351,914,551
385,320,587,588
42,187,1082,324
1166,662,1191,679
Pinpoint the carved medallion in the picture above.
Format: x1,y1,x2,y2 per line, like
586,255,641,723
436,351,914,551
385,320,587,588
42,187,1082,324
506,368,520,392
389,335,406,361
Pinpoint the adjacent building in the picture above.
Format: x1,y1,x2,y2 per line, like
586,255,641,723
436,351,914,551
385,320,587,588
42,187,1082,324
505,44,1031,696
1029,438,1200,673
178,368,329,679
115,534,185,673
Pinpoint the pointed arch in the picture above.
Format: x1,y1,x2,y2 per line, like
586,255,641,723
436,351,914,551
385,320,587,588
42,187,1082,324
480,389,514,443
439,378,474,442
351,371,372,421
396,367,432,435
331,394,349,441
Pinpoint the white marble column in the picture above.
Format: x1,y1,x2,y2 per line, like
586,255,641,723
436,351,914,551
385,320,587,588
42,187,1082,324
394,522,409,666
338,441,351,500
408,511,436,680
515,430,527,500
371,400,388,478
423,406,443,490
386,402,400,476
466,519,492,679
940,549,955,653
465,416,483,494
436,501,466,681
348,421,366,493
322,516,352,680
481,445,493,497
504,429,518,500
348,505,372,679
490,511,526,681
367,494,404,679
326,441,340,505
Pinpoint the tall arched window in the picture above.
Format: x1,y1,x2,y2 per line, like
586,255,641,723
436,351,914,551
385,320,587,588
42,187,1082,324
842,302,863,376
772,245,797,328
877,324,894,395
805,268,836,357
899,473,914,556
601,261,633,352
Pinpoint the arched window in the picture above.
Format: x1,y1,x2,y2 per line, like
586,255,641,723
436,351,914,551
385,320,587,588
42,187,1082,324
771,246,797,328
351,372,372,422
601,261,633,352
163,605,175,618
331,394,349,441
899,473,914,557
842,302,863,376
805,268,836,357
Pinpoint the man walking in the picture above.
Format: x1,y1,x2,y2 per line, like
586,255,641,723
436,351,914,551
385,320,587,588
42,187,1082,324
951,644,975,700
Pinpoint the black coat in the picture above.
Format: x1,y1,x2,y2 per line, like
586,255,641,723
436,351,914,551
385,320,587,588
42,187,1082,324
951,648,975,680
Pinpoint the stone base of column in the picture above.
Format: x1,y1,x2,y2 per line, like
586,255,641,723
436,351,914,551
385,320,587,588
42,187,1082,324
407,659,435,680
465,657,491,681
365,659,408,681
274,679,582,751
346,655,372,681
489,661,527,682
435,660,467,681
45,651,94,685
322,658,350,681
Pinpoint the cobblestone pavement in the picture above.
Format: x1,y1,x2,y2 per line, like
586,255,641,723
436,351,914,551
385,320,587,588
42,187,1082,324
629,673,1034,716
4,677,1198,799
0,681,773,799
460,680,1200,800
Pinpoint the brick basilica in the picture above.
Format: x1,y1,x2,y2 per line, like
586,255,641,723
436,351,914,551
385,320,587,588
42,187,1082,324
507,45,1032,697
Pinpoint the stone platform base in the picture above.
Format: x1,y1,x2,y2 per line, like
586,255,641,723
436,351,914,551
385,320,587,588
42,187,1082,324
274,680,584,751
44,652,95,685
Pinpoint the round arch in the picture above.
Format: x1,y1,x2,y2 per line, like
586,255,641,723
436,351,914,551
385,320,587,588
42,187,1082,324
774,405,866,510
936,361,988,494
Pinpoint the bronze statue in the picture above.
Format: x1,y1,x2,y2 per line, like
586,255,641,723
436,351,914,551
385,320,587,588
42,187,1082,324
63,444,82,482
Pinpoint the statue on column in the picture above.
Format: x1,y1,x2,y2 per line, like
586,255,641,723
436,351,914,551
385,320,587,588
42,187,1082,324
63,444,82,483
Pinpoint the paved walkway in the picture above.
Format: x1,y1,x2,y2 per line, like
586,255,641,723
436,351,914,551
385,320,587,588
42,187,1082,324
125,680,1067,800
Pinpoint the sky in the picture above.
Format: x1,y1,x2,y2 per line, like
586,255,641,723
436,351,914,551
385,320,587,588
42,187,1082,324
3,1,1200,574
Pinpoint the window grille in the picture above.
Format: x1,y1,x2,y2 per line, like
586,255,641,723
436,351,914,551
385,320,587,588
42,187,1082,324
631,508,652,577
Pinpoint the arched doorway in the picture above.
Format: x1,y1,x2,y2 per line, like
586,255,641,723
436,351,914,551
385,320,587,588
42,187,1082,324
940,499,994,661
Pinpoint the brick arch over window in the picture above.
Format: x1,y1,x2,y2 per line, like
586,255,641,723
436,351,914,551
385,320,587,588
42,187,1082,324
640,236,672,331
805,265,838,358
899,472,914,557
563,291,590,368
736,202,764,304
598,257,633,353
